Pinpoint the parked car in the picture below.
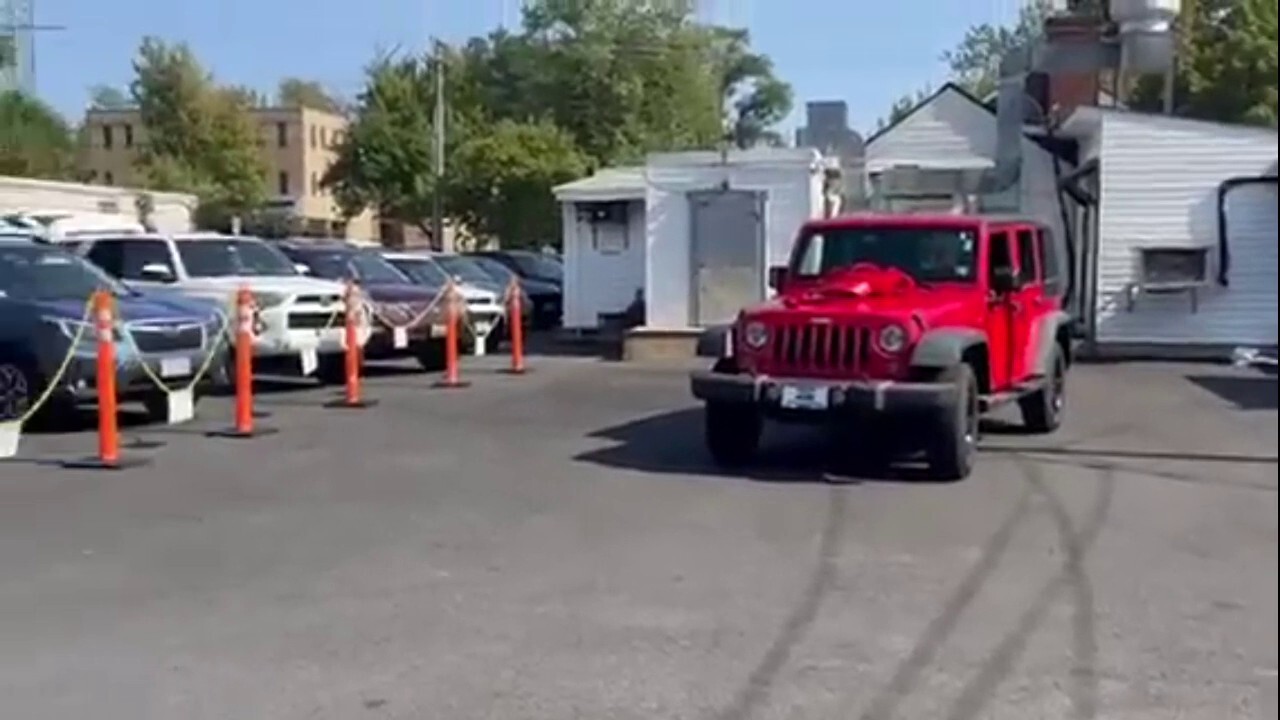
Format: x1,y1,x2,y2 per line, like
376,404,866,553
380,251,510,352
277,240,465,370
464,253,562,329
2,210,146,243
0,235,228,423
469,249,563,289
70,233,356,379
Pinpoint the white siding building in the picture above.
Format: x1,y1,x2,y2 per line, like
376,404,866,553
1061,108,1278,349
0,176,196,233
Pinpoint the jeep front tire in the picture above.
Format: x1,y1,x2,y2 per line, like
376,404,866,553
927,364,978,480
704,402,761,468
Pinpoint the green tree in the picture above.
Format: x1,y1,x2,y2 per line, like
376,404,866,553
278,77,343,113
446,119,588,248
941,1,1052,100
1130,0,1278,126
129,37,266,218
0,91,76,179
705,26,794,148
876,86,933,131
88,84,131,109
324,55,437,232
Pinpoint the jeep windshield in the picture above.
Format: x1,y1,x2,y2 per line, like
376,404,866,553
176,239,298,278
793,226,979,284
0,243,132,300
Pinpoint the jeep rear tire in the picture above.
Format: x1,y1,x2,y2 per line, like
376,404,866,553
705,402,761,468
1019,343,1065,434
927,364,978,481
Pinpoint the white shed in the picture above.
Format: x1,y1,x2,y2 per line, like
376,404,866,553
553,167,647,330
0,175,196,233
1060,108,1278,350
643,147,825,329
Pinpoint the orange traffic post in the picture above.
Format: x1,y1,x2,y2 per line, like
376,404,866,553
433,280,470,389
208,286,278,438
502,277,527,375
326,281,378,409
63,290,150,469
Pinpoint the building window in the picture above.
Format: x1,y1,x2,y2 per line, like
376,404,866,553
276,122,288,148
309,124,317,149
310,172,319,196
278,171,289,196
103,171,115,186
123,124,134,148
320,127,328,147
102,126,114,149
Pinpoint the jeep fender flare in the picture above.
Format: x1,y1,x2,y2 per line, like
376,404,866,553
1030,310,1073,376
908,328,988,372
696,324,735,358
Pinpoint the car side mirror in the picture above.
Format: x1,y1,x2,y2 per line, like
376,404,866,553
139,263,175,283
768,266,788,290
990,266,1021,295
294,263,310,275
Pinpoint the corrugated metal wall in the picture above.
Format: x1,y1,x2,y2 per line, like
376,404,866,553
1094,113,1278,345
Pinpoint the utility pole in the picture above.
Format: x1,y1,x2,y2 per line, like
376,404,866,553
431,40,445,252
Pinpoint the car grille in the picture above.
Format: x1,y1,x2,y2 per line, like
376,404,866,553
768,322,872,374
295,294,341,305
127,321,206,353
375,302,434,327
288,312,343,330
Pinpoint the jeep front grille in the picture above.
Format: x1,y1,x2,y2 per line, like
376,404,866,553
770,323,872,373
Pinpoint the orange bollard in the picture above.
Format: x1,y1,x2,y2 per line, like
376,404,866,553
503,277,527,375
326,281,377,408
208,287,278,438
63,290,149,469
433,281,470,389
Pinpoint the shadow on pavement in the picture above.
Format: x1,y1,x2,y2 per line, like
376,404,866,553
575,408,960,484
1185,372,1278,411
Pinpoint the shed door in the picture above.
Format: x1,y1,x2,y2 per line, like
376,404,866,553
1223,181,1278,345
689,190,765,326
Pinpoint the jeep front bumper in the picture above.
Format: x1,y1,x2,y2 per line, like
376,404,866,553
689,371,959,418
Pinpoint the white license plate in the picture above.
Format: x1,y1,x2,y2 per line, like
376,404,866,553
780,385,830,410
473,321,493,336
159,356,191,378
430,324,447,338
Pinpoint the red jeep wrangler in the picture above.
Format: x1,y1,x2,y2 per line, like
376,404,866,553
689,213,1074,480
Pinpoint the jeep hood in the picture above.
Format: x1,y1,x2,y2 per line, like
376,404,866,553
759,267,983,326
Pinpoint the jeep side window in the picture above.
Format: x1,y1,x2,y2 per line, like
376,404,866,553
1015,228,1039,285
986,229,1013,285
1037,228,1064,297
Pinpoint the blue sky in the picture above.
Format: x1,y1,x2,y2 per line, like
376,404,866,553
34,0,1020,136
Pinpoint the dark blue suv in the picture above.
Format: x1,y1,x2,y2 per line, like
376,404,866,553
0,235,228,423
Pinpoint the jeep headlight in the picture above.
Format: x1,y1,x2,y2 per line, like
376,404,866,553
742,320,770,349
877,324,907,354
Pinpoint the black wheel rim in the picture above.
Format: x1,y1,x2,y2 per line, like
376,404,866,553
963,381,979,449
1051,363,1065,415
0,363,32,421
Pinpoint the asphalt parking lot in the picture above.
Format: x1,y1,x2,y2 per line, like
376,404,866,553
1,354,1276,720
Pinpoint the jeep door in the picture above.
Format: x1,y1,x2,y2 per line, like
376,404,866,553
984,227,1016,391
1010,225,1047,381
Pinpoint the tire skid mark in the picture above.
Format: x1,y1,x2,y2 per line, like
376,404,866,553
941,459,1115,720
855,480,1036,720
711,487,851,720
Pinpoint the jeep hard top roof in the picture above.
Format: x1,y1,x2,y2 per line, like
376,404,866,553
802,212,1048,233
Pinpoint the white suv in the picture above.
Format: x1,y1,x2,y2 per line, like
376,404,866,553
74,233,362,377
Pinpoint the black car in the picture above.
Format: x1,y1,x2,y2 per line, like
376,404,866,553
469,250,562,289
465,253,562,329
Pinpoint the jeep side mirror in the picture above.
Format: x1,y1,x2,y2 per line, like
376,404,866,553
139,263,175,283
990,266,1021,294
768,266,788,290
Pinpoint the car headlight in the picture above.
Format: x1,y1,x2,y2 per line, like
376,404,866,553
877,324,907,354
42,316,119,342
251,291,288,309
742,320,770,349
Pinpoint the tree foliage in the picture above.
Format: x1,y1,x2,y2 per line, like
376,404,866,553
88,84,131,109
129,37,266,217
327,0,791,247
0,91,76,179
876,86,933,131
941,1,1054,100
278,77,343,113
1130,0,1278,126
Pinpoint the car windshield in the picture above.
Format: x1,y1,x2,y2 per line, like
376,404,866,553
793,226,979,283
298,250,408,284
435,255,495,285
0,243,132,301
176,239,298,277
387,256,448,286
510,253,562,281
468,255,518,283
